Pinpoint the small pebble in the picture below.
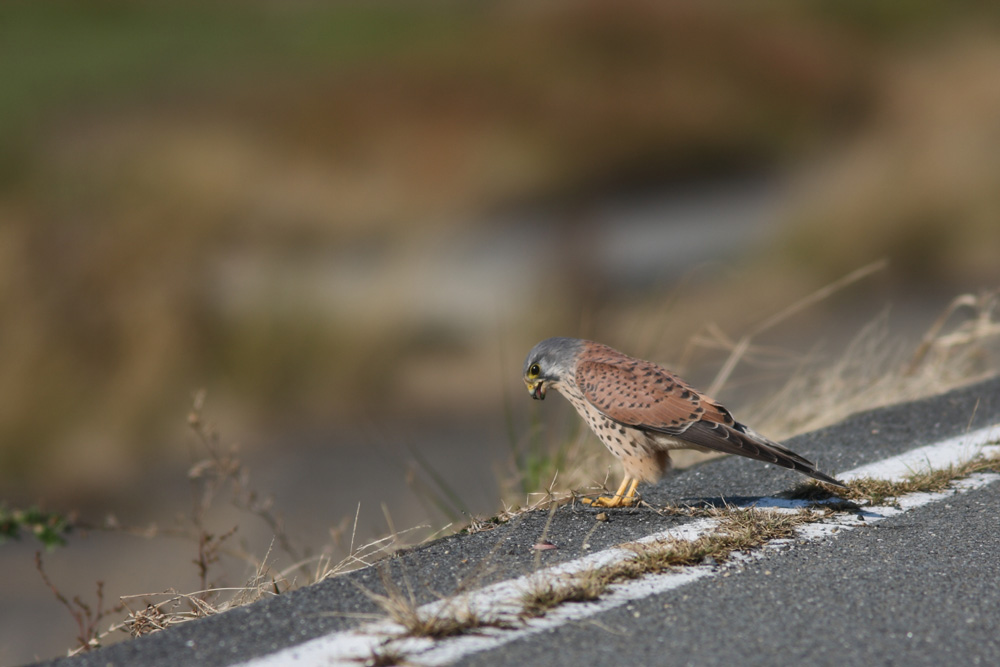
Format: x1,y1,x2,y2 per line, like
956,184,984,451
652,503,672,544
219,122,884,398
596,513,608,521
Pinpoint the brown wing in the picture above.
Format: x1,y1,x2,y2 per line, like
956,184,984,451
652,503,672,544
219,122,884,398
575,357,844,487
575,357,735,432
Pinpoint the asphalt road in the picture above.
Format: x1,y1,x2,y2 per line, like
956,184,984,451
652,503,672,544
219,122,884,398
35,376,1000,667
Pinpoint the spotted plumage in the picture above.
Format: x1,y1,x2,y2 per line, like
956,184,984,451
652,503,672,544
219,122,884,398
523,337,844,507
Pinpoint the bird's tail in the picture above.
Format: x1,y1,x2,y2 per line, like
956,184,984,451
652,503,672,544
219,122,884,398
739,425,846,488
675,418,846,488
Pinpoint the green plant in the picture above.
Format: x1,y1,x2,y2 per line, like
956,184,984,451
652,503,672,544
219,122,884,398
0,505,74,549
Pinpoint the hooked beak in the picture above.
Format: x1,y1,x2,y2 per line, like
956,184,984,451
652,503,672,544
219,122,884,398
526,380,546,400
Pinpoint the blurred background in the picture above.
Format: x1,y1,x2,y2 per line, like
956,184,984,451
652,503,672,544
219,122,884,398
3,1,1000,663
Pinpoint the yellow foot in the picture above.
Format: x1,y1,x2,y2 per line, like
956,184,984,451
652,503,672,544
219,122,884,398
581,477,641,508
582,494,636,508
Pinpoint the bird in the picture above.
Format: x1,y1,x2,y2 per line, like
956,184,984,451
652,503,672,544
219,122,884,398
523,337,844,507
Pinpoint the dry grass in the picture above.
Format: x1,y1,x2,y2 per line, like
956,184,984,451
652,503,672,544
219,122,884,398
746,288,1000,441
363,643,410,667
706,260,889,397
34,552,124,655
314,504,428,584
91,522,418,652
39,395,422,655
52,541,285,653
119,585,270,640
787,446,1000,507
116,537,287,642
843,448,1000,506
362,568,510,640
109,512,420,645
520,569,607,618
623,508,810,575
518,507,811,620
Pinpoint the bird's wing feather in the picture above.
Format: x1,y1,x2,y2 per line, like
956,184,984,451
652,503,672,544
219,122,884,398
575,358,735,435
575,358,844,487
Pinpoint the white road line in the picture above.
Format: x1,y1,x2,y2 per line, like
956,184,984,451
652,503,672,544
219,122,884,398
241,424,1000,667
839,424,1000,481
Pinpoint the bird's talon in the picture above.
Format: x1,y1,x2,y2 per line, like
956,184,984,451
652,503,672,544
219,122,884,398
582,495,636,508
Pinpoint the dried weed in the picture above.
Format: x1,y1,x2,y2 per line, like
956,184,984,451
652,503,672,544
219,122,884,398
363,567,510,640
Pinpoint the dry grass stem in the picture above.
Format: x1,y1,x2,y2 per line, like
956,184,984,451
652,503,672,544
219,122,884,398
363,568,509,640
625,508,810,574
364,643,409,667
519,507,811,619
841,448,1000,506
118,545,286,643
35,552,124,655
707,259,889,396
786,446,1000,507
316,525,427,583
906,290,1000,375
520,570,607,618
187,391,305,581
747,288,1000,441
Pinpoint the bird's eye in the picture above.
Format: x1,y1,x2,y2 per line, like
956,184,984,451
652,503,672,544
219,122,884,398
529,363,541,376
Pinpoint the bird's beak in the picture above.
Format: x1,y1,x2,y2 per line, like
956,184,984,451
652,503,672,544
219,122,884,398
526,380,546,400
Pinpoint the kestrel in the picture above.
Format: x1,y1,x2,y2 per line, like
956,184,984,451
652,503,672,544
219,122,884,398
523,337,844,507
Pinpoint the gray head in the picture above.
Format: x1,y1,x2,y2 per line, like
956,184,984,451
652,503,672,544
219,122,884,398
522,337,585,400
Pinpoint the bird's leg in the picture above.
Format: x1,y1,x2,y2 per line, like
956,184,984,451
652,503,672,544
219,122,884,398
583,477,639,508
622,477,639,503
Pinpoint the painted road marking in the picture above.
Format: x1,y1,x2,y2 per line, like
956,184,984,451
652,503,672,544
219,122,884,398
241,424,1000,667
840,424,1000,481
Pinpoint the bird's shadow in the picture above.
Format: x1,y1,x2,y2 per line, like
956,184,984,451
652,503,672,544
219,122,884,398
648,493,867,515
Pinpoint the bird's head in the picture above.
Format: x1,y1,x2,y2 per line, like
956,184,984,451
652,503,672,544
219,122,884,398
522,337,583,400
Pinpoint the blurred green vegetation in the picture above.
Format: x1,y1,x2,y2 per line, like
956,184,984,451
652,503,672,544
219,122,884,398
0,1,473,177
0,504,74,550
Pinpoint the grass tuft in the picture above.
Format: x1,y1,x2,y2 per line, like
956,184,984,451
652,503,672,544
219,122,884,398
363,568,510,640
519,507,811,619
782,481,839,502
786,446,1000,509
519,570,607,618
839,447,1000,506
625,508,810,576
363,643,409,667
